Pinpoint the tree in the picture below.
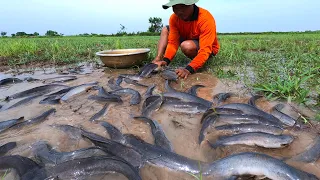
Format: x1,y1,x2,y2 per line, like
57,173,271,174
11,34,15,37
16,32,27,36
45,30,59,36
148,17,163,33
1,31,7,37
33,32,39,36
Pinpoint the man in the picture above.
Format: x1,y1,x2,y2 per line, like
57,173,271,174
152,0,220,79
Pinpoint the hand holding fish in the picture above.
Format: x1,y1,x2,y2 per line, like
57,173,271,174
152,60,167,67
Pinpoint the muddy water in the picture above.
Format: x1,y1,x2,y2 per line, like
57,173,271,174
0,66,319,180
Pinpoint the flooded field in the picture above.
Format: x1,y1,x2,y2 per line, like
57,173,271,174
0,63,319,180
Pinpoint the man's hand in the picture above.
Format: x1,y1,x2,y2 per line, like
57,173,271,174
175,68,191,79
152,56,167,70
153,61,167,67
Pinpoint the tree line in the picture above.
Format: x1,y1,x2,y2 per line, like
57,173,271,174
0,17,164,38
1,17,319,38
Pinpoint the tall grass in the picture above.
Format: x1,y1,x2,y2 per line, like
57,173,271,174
0,33,319,105
207,33,320,104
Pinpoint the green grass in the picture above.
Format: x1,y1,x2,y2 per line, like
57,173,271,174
1,170,8,180
187,161,203,180
0,33,319,106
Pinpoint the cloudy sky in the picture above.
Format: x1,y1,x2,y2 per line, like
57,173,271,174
0,0,319,35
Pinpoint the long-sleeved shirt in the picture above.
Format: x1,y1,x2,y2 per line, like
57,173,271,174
163,5,220,73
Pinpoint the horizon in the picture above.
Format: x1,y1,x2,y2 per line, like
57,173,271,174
1,0,320,36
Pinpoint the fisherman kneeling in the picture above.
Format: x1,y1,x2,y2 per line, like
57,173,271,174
152,0,220,79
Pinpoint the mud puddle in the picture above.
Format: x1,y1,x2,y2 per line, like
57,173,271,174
0,65,319,180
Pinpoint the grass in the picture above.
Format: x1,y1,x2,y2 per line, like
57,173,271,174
1,170,7,180
187,161,203,180
0,33,319,106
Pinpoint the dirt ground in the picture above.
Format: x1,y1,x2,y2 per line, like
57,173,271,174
0,63,319,179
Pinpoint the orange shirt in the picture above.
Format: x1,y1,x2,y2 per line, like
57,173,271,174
163,5,220,73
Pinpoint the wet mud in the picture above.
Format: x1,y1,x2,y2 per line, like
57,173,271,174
0,64,319,179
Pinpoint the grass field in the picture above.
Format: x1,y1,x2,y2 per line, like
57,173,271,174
0,33,319,109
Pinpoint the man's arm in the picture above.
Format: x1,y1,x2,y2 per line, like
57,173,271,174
186,15,217,73
163,15,180,65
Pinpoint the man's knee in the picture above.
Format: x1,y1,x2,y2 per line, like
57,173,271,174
180,41,198,58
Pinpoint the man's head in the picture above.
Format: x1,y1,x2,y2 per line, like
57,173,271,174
162,0,199,21
162,0,199,9
172,4,194,21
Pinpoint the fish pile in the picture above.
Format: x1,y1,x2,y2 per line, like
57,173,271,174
199,95,297,149
0,63,319,180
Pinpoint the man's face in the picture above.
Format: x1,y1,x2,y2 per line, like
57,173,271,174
172,4,193,21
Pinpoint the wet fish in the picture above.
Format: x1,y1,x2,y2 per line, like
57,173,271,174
0,142,17,156
200,108,244,123
124,77,148,87
160,99,209,114
45,87,73,97
12,108,56,130
160,69,178,81
43,76,77,83
108,77,123,90
143,95,180,109
217,103,282,124
60,82,98,101
44,156,142,180
118,74,142,81
0,117,24,133
215,123,283,135
218,114,282,127
88,95,123,103
4,94,42,111
39,95,62,105
89,103,109,122
97,86,109,97
50,124,82,140
5,84,68,101
270,104,296,127
124,134,203,174
186,84,205,96
24,77,40,82
115,76,123,86
165,79,178,92
0,77,23,86
163,91,213,108
100,121,126,144
199,114,219,144
145,84,156,98
141,95,184,117
141,95,163,117
202,152,319,180
0,155,44,179
248,95,263,107
81,129,144,168
110,88,141,105
199,114,283,144
133,116,173,152
212,92,233,105
31,141,108,165
209,132,294,149
290,135,320,163
138,63,158,78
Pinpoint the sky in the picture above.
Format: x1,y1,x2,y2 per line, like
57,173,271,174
0,0,319,36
